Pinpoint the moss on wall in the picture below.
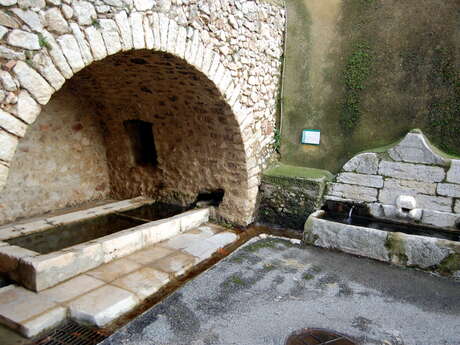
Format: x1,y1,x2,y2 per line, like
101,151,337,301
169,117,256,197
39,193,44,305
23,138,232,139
281,0,460,172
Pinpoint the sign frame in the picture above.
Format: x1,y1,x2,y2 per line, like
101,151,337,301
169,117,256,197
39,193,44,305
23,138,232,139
301,129,321,146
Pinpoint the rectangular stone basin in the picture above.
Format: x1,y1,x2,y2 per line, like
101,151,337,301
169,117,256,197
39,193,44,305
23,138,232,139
304,210,460,279
0,197,211,291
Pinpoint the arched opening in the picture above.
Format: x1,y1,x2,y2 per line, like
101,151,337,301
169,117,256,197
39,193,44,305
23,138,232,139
0,49,249,225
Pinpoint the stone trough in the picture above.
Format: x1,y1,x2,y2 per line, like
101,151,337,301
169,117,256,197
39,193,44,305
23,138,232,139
0,197,211,291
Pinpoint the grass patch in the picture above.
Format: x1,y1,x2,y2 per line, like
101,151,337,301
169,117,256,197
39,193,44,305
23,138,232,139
302,273,314,280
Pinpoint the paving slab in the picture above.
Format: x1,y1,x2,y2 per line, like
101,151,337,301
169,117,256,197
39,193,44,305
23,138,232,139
112,267,170,300
150,251,197,276
86,258,141,283
125,245,174,265
102,237,460,345
39,274,105,303
0,285,65,337
68,285,138,327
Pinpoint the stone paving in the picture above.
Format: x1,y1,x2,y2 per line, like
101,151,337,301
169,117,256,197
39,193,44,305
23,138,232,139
0,223,238,338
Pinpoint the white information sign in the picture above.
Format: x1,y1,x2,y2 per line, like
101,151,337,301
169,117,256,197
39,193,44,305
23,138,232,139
301,129,321,145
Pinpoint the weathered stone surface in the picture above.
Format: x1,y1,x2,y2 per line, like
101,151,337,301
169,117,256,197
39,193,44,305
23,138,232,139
0,46,24,60
0,128,18,162
142,15,154,49
0,26,7,40
40,30,73,79
130,12,144,50
447,160,460,184
99,19,122,55
304,216,389,262
7,29,40,50
84,26,107,61
68,285,137,326
69,22,92,65
327,183,378,202
11,8,43,31
39,274,105,303
0,163,8,187
336,172,383,188
30,52,65,90
0,285,65,338
150,251,196,276
0,245,36,272
437,183,460,198
17,0,45,9
0,0,17,6
114,10,132,51
388,132,449,166
57,34,85,73
342,152,379,174
11,90,41,124
0,71,17,91
422,210,459,228
416,194,453,213
383,178,436,195
13,61,54,105
378,160,445,182
455,200,460,214
133,0,154,11
125,246,173,265
403,235,451,269
44,7,69,34
0,109,27,137
72,1,96,25
86,258,141,283
112,267,169,300
0,11,20,28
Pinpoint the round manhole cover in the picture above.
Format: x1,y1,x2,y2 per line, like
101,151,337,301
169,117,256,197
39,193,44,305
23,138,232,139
285,328,357,345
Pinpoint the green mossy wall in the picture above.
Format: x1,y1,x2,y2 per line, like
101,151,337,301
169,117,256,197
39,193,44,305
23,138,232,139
281,0,460,173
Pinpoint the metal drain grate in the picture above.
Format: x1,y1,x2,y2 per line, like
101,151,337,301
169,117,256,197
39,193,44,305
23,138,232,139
285,328,356,345
29,321,108,345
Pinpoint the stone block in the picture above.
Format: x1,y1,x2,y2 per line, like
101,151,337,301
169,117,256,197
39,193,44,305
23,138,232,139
57,34,85,73
0,109,27,137
151,12,161,51
30,52,66,90
384,178,436,195
0,129,18,162
44,7,69,34
129,12,145,50
158,13,169,51
133,0,154,11
11,9,43,31
0,71,17,91
150,252,196,276
0,285,66,338
403,234,451,269
437,183,460,198
342,152,379,174
446,160,460,184
72,1,96,25
39,274,105,303
422,210,459,228
378,160,445,182
416,194,452,213
166,18,178,53
0,245,37,272
112,267,169,300
40,31,73,79
0,163,8,187
175,25,187,58
304,217,389,262
114,11,133,51
455,200,460,214
68,285,138,326
327,183,378,202
139,217,181,246
336,172,383,188
86,258,141,283
13,61,54,105
125,245,174,265
388,132,449,166
143,15,154,49
85,26,107,61
99,229,144,263
99,19,122,56
177,208,210,232
12,90,41,124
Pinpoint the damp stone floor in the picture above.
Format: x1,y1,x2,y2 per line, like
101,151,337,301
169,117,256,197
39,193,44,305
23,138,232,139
102,236,460,345
0,223,238,341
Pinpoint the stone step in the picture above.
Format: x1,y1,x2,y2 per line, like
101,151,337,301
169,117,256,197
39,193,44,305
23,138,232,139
0,223,238,338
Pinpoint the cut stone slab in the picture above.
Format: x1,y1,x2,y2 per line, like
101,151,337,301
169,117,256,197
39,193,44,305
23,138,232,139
422,210,459,228
336,172,383,188
112,267,169,300
163,231,215,250
326,183,378,202
388,132,449,166
39,274,105,303
447,160,460,184
342,152,379,175
150,252,196,276
125,245,174,265
378,160,445,183
86,258,141,283
0,285,66,337
68,285,137,327
437,183,460,198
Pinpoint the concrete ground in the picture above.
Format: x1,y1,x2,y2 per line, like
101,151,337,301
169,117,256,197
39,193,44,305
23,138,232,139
102,236,460,345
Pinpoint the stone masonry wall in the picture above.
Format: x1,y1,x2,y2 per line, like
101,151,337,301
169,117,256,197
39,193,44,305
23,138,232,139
325,130,460,230
0,84,111,225
0,0,285,225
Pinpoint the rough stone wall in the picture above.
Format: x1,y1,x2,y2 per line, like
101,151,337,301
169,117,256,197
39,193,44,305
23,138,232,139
0,0,285,225
325,130,460,230
0,84,110,224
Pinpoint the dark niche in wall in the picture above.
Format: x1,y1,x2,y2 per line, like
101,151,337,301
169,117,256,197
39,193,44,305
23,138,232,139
124,119,158,167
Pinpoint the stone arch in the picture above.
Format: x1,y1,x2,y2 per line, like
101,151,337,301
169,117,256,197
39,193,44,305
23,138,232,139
0,11,259,225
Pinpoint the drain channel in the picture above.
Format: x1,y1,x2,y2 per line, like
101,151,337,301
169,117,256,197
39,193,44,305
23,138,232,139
285,328,356,345
29,321,108,345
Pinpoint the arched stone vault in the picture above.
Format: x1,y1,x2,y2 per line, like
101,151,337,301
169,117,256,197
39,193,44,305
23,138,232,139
0,2,285,225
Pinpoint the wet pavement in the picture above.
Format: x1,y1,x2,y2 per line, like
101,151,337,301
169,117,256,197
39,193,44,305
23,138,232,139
101,236,460,345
